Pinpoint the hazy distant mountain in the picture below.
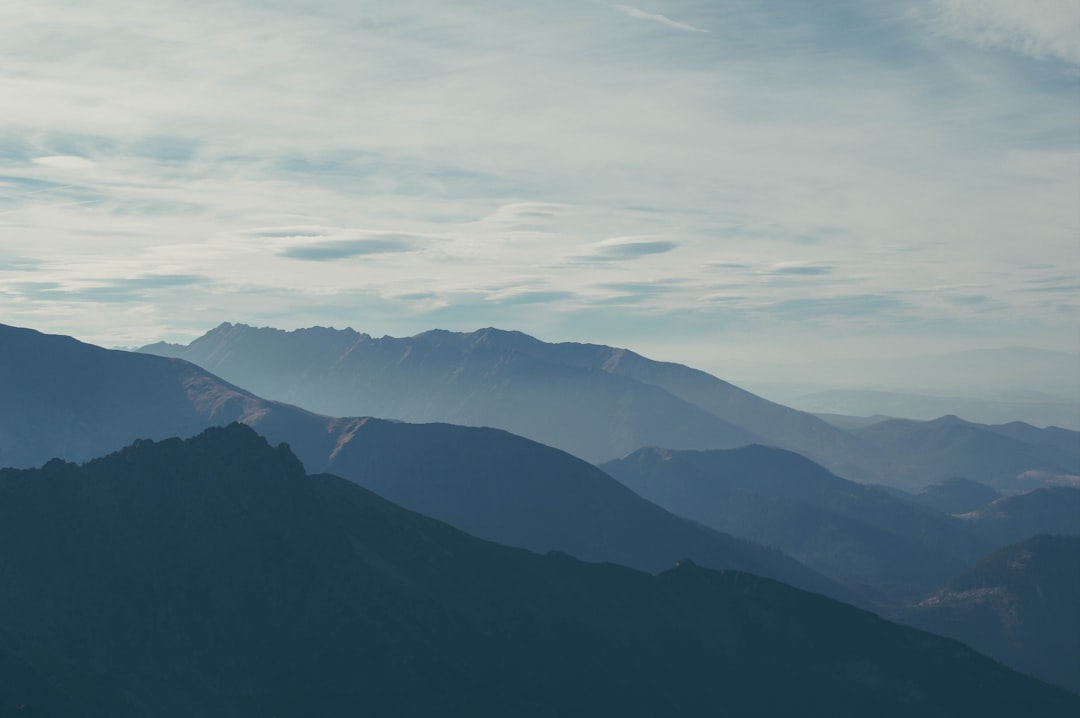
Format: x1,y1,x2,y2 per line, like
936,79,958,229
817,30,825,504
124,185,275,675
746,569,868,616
912,477,1002,516
2,426,1076,716
141,324,1079,489
600,445,994,601
901,535,1080,694
853,415,1080,491
0,322,849,603
793,388,1080,431
728,346,1080,415
955,487,1080,546
142,324,765,463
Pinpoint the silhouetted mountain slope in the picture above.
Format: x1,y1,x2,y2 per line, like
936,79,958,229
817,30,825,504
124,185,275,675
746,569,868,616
901,535,1080,694
142,323,763,462
913,477,1002,515
956,487,1080,545
600,445,993,601
2,426,1076,716
854,415,1079,491
0,322,849,603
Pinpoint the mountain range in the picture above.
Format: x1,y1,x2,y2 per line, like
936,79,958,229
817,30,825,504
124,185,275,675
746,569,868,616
140,323,1080,490
0,322,850,603
2,425,1076,717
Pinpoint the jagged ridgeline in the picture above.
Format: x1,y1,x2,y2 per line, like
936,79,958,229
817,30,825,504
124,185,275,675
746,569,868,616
0,425,1077,717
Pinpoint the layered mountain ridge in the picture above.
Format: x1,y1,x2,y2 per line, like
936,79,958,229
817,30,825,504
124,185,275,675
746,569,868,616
141,322,1080,489
0,322,851,604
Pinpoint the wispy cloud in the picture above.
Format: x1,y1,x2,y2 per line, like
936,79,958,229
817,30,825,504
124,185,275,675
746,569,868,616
763,263,834,277
31,155,96,170
0,0,1076,367
612,4,706,33
279,235,423,261
928,0,1080,64
576,237,679,262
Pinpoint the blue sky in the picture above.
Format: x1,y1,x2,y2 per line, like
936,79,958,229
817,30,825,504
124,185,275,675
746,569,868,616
1,0,1078,382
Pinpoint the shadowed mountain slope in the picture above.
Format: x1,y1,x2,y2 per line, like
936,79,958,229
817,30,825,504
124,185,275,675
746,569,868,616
600,445,993,601
2,426,1076,717
0,322,850,604
901,535,1080,694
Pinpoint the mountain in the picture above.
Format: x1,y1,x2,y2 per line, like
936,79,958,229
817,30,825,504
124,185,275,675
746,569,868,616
0,322,850,603
140,324,1079,489
312,417,852,601
900,535,1080,694
912,477,1002,516
955,487,1080,546
142,324,765,463
793,388,1080,432
600,445,994,601
853,415,1080,491
2,425,1076,717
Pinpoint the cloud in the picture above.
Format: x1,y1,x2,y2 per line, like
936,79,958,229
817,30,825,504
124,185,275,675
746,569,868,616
0,0,1077,364
11,274,208,303
612,4,706,33
278,235,423,261
764,263,834,276
31,155,96,169
927,0,1080,64
577,237,679,262
487,289,576,305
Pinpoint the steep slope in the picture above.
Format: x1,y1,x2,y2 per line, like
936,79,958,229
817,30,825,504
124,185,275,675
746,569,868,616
956,487,1080,545
901,535,1080,694
1,426,1076,717
0,322,849,604
142,323,763,463
600,445,993,601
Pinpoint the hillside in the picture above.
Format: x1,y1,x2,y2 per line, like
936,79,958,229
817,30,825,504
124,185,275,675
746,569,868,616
901,535,1080,694
600,445,993,600
2,426,1075,716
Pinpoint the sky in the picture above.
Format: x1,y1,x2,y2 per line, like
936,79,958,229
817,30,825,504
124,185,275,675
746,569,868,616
1,0,1078,388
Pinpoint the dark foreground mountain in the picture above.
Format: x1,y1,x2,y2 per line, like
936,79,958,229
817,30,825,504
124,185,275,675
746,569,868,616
900,535,1080,694
2,426,1076,717
0,322,849,604
140,323,1079,488
600,445,993,601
